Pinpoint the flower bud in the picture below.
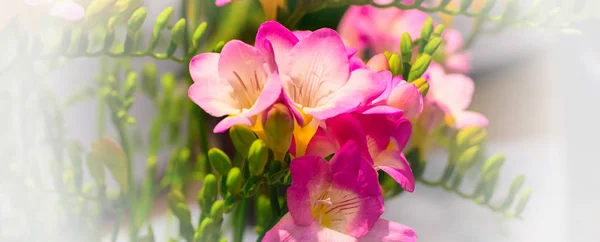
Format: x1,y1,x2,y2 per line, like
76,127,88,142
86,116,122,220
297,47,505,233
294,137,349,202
457,145,481,174
208,148,232,176
424,37,442,55
481,154,504,183
149,7,174,51
515,188,532,217
199,174,218,211
420,17,434,40
456,126,487,150
262,104,293,160
387,80,423,120
210,200,225,221
198,217,215,241
388,54,402,76
366,53,389,72
400,33,413,62
167,18,186,56
126,7,147,34
229,125,257,158
412,77,429,97
248,140,269,176
226,168,243,195
408,54,432,82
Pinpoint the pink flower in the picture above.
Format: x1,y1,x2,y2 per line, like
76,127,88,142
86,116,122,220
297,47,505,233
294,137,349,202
1,0,84,30
338,5,471,73
263,141,417,242
423,63,487,130
215,0,233,6
255,21,387,155
188,40,282,133
306,113,416,192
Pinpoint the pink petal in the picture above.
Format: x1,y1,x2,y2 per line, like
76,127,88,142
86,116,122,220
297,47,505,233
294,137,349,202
375,150,415,192
293,30,312,40
372,74,401,105
358,219,417,242
427,64,474,112
218,40,269,110
386,80,423,119
325,114,370,158
349,56,366,72
256,21,299,74
215,0,233,6
287,28,350,100
393,118,412,151
188,54,240,117
263,213,357,242
287,155,332,226
48,0,85,21
360,105,403,115
213,114,252,133
444,52,471,74
242,72,282,117
305,128,338,158
442,29,464,54
329,141,384,237
419,100,448,133
453,110,489,129
346,46,358,57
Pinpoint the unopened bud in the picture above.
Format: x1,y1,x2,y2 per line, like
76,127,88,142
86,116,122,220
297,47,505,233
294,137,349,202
208,148,232,176
199,174,218,210
149,7,174,51
408,54,432,82
515,188,532,217
412,77,429,97
226,168,243,195
229,125,257,158
400,33,413,62
424,37,442,55
210,200,225,221
420,17,434,40
248,140,269,176
456,126,487,150
366,53,389,72
262,104,293,160
481,154,505,183
388,54,402,76
126,7,147,34
457,145,481,174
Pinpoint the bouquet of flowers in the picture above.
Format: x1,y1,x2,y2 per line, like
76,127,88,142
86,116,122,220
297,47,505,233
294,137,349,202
1,0,594,241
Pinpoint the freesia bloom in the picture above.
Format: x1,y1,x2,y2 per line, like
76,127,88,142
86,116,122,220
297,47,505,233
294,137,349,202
338,5,471,73
422,63,487,130
255,21,386,156
188,40,282,133
306,113,415,192
263,141,417,242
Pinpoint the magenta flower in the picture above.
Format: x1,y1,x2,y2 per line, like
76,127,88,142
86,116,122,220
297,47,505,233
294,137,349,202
306,113,415,192
263,141,417,242
215,0,233,6
255,21,386,155
188,40,282,133
338,5,471,73
423,63,488,130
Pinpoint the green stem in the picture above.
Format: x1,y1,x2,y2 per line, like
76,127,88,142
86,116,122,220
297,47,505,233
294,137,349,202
233,198,248,242
269,185,281,216
111,199,124,242
114,117,137,242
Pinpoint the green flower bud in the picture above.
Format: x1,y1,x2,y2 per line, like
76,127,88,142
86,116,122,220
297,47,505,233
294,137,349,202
210,200,225,221
226,168,243,195
456,126,487,150
248,140,269,176
167,189,186,209
198,217,215,241
208,148,232,176
167,18,186,56
400,33,413,63
124,71,137,98
408,54,432,82
127,7,147,35
501,175,526,209
199,174,218,211
388,54,402,76
161,73,175,99
457,145,481,174
433,24,445,37
515,188,532,217
189,22,208,55
420,17,434,40
424,37,442,55
229,125,257,158
149,7,175,51
262,103,293,160
481,154,505,182
255,195,272,228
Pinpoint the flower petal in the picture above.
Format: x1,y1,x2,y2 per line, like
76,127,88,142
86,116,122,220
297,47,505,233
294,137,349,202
325,114,370,158
287,28,350,107
188,54,239,117
288,155,332,226
358,219,417,242
374,150,415,192
215,0,233,6
444,51,471,74
242,72,282,117
256,21,299,74
213,114,252,133
305,128,338,158
453,110,488,129
427,64,474,112
387,80,423,119
263,213,357,242
349,56,366,72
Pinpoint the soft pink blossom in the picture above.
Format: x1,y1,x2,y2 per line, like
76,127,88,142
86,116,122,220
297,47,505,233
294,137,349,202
188,40,282,133
423,63,487,129
1,0,84,30
338,5,471,73
306,113,415,192
263,141,416,242
215,0,233,6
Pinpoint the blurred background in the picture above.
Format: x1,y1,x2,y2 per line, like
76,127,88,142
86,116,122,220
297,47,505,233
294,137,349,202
1,0,599,241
